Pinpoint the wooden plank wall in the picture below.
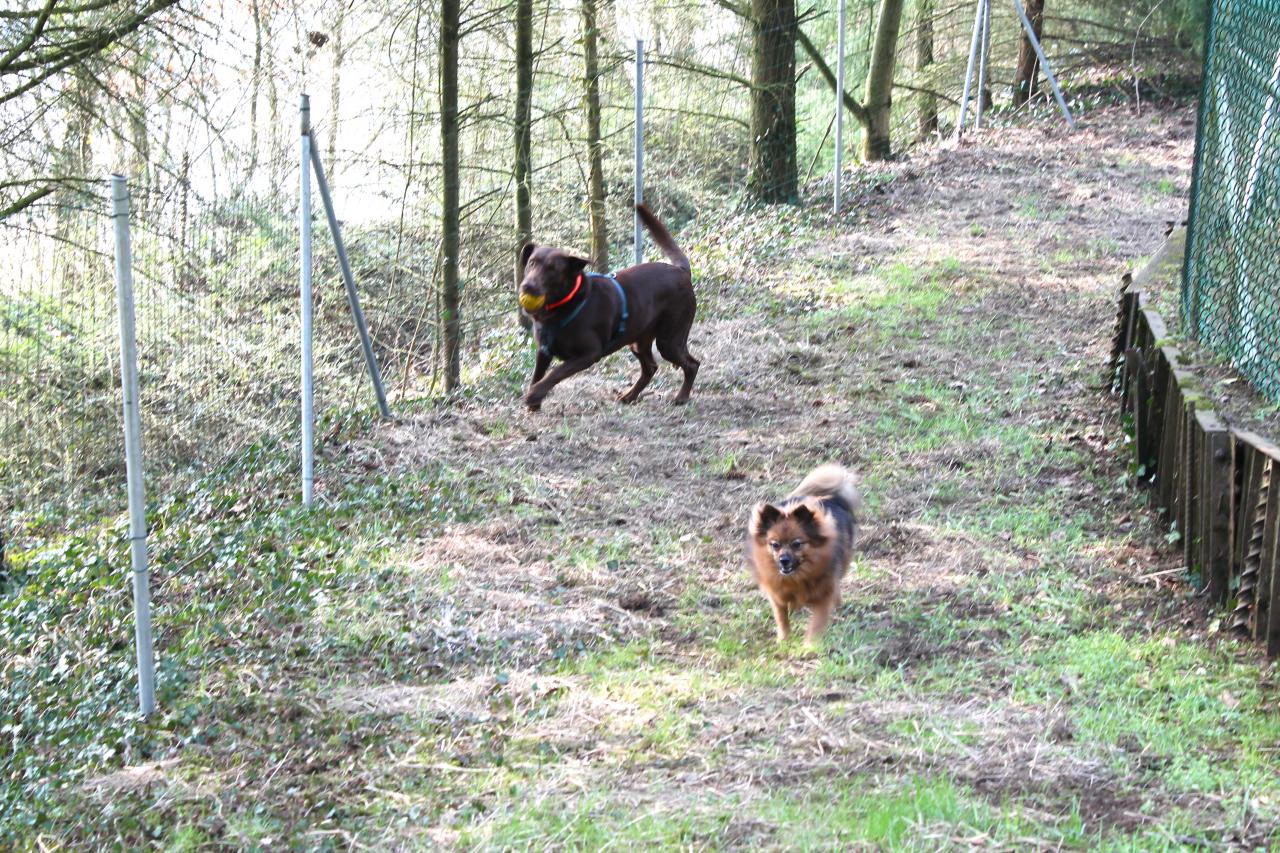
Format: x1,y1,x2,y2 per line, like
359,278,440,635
1110,287,1279,657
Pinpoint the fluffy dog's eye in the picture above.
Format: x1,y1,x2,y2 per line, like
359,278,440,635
768,540,780,550
791,539,803,549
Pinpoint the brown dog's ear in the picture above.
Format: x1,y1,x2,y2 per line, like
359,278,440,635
519,243,536,274
561,254,590,277
790,503,828,542
751,503,782,538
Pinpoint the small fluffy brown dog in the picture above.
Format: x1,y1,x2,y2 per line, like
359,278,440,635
748,465,861,643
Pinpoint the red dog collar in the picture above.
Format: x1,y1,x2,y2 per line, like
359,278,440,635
543,273,584,311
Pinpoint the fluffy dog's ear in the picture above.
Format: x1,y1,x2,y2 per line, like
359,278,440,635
519,243,537,274
751,503,782,538
790,503,828,542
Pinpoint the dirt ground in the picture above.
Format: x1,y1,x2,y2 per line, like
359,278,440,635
78,102,1280,849
348,105,1200,661
353,104,1264,844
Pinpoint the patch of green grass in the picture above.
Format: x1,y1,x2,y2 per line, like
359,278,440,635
1013,631,1280,795
1053,245,1084,265
1016,193,1044,219
164,824,212,853
466,790,734,849
1090,236,1122,257
565,637,658,680
753,775,1091,849
465,774,1096,851
934,487,1091,550
812,259,951,329
1051,237,1124,267
931,255,967,281
1014,192,1068,222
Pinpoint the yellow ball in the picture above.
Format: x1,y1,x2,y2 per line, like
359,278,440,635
519,292,545,312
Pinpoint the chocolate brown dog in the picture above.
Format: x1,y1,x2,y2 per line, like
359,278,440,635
517,204,699,412
748,465,861,644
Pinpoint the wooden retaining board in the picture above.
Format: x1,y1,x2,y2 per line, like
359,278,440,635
1234,430,1280,655
1195,410,1232,605
1111,285,1279,657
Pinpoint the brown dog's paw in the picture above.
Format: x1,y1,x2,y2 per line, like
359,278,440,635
617,392,641,405
524,394,543,412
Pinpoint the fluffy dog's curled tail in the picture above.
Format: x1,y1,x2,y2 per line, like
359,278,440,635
790,464,862,518
635,204,690,272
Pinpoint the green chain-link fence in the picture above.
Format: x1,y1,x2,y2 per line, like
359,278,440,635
1184,0,1280,398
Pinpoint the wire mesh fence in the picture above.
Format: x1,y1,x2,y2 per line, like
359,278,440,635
0,152,391,529
1,186,119,522
1183,0,1280,400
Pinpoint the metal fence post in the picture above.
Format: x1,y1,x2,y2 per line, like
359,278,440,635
309,144,392,419
110,175,156,717
1010,0,1076,129
634,37,644,265
300,95,315,506
833,0,846,213
956,0,984,138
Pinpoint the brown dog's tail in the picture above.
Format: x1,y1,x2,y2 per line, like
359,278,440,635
789,464,863,518
635,204,690,272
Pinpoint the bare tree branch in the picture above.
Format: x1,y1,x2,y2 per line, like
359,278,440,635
643,55,752,90
1,0,181,81
0,1,117,20
0,0,57,74
796,27,870,127
0,185,54,219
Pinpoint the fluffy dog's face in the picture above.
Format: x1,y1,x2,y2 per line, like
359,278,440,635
751,502,828,576
518,244,589,313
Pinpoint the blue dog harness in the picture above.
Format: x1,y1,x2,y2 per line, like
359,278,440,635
538,272,629,355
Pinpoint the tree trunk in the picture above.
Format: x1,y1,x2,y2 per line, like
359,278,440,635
52,65,95,287
978,0,992,111
441,0,461,391
248,0,263,181
1012,0,1045,106
582,0,607,271
862,0,905,161
915,0,936,139
747,0,797,204
327,1,346,184
266,5,281,169
127,63,150,197
514,0,533,287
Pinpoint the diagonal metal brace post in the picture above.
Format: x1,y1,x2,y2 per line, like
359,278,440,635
309,146,392,418
956,0,985,139
1010,0,1076,129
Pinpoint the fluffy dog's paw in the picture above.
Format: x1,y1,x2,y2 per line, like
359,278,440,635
800,636,826,655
